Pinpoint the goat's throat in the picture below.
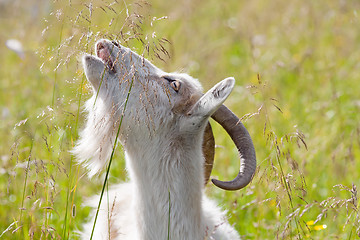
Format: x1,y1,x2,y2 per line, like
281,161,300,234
125,142,206,238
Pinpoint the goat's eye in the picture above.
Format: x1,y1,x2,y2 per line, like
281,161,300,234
163,76,181,93
170,80,181,92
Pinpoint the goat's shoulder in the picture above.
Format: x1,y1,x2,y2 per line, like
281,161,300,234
81,183,138,240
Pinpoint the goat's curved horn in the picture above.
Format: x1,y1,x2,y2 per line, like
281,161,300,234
202,122,215,185
211,105,256,191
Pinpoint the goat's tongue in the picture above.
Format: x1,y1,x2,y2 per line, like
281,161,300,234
97,43,114,71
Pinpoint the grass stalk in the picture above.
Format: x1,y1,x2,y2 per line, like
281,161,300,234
19,136,34,224
257,73,301,237
167,189,171,240
62,69,87,239
52,7,65,107
89,76,134,240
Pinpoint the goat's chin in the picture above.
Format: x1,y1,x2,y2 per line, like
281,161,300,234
82,54,106,89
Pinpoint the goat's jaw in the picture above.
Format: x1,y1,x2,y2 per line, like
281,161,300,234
82,54,107,90
83,39,163,91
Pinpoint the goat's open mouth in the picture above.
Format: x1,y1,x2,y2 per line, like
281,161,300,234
96,42,116,73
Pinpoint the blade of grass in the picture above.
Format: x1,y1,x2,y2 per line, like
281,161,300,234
18,134,35,239
107,180,111,240
89,76,134,240
167,189,171,240
19,135,35,223
257,73,301,238
75,74,87,134
93,68,107,107
52,7,66,106
63,71,87,239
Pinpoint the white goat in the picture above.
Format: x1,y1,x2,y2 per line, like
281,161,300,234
73,39,256,240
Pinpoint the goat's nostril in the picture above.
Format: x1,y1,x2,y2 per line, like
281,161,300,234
112,40,120,48
97,42,105,50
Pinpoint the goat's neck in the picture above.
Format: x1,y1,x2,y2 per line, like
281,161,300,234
124,132,206,239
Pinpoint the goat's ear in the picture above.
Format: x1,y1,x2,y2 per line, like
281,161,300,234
187,77,235,118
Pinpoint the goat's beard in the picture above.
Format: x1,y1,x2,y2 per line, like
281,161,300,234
72,86,172,177
72,94,118,177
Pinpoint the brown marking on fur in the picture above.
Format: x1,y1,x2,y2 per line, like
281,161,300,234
172,93,200,114
168,80,215,186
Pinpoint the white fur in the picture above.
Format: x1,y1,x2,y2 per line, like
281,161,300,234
74,39,241,240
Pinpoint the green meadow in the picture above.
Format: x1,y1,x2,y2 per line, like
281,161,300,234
0,0,359,239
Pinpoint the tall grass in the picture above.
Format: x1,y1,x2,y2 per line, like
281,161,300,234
0,0,359,239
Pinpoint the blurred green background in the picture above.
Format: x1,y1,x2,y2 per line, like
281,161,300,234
0,0,359,239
